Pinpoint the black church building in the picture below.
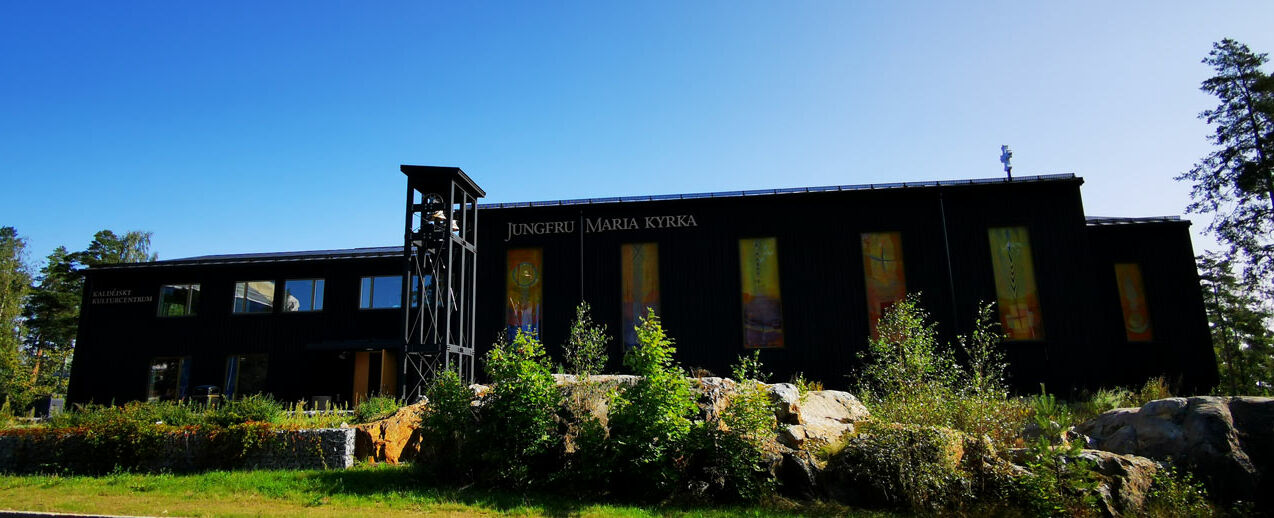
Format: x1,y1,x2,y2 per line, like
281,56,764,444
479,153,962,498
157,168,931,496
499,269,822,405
66,168,1218,406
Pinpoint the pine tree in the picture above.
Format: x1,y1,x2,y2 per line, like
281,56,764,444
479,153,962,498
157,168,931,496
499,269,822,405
1178,39,1274,291
1198,253,1274,395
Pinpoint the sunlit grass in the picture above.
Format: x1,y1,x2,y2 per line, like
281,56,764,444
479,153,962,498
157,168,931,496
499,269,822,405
0,464,894,517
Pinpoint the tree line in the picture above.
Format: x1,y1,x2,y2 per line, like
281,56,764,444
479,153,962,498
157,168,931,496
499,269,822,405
0,227,155,411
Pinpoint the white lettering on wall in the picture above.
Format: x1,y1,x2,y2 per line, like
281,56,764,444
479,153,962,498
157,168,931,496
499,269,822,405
505,214,698,241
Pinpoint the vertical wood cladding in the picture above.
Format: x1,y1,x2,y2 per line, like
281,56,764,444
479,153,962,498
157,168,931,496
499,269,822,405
68,177,1216,404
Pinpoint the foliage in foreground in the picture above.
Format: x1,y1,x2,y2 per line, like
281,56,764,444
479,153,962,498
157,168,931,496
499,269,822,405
563,301,610,376
415,311,777,503
856,295,1030,445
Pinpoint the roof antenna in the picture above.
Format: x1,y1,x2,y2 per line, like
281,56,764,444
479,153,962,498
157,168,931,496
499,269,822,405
1000,145,1013,180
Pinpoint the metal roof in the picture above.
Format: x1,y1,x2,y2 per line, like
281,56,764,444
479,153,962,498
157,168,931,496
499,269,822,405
92,246,402,270
477,173,1078,210
1085,216,1185,226
93,173,1084,270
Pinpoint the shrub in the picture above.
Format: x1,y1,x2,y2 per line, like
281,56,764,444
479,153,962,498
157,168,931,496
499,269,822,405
1016,389,1098,517
857,293,957,398
956,301,1010,397
353,395,401,423
206,394,283,427
1144,464,1216,517
1131,376,1173,407
563,301,610,376
479,329,560,486
418,368,475,481
683,352,779,502
831,422,972,512
1072,387,1133,424
609,309,696,494
857,296,1030,444
790,372,822,398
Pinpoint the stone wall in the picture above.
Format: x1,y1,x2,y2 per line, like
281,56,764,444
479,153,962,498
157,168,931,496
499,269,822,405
0,428,353,474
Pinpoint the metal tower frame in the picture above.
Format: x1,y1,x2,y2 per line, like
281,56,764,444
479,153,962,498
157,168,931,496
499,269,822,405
400,165,485,401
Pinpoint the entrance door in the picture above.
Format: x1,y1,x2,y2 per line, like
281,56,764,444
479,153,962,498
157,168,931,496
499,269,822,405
352,349,398,404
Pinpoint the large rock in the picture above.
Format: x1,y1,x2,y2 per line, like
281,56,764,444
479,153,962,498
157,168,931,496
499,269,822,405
1081,450,1159,517
766,385,870,450
1077,396,1274,506
353,401,427,464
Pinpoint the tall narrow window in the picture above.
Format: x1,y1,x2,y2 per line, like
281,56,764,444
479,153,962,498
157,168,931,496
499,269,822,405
621,243,661,348
232,281,276,313
147,357,190,401
861,232,907,338
224,354,269,399
157,284,200,317
988,226,1045,340
283,279,324,312
739,237,784,348
506,248,543,340
1114,263,1153,342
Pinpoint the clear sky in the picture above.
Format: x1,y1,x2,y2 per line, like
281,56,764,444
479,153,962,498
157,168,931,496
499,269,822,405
2,2,1272,265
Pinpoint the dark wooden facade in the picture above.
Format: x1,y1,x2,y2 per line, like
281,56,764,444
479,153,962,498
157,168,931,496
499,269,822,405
67,174,1218,405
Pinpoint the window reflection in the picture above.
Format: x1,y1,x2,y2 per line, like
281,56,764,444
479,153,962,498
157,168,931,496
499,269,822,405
233,281,275,313
158,284,200,317
283,279,324,312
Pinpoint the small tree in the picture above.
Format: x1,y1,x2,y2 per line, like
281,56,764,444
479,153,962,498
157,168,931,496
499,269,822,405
563,301,609,376
858,293,957,397
609,309,696,492
480,329,560,486
957,301,1010,397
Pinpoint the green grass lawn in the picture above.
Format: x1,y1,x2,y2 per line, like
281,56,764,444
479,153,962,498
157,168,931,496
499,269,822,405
0,464,894,517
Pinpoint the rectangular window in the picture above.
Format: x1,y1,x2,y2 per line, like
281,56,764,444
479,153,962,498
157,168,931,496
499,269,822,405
506,248,543,340
621,243,661,348
232,281,276,313
1114,263,1153,342
283,279,324,312
224,354,269,399
359,276,402,309
157,284,200,317
861,232,907,339
147,357,190,401
988,226,1045,340
739,237,784,348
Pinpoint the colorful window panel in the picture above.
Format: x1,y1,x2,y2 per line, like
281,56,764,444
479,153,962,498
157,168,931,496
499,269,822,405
988,226,1045,340
506,248,543,341
861,232,907,339
739,237,784,348
621,243,661,348
1114,263,1153,342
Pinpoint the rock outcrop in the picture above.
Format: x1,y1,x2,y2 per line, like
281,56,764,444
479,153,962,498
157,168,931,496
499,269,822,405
1077,396,1274,507
353,401,427,464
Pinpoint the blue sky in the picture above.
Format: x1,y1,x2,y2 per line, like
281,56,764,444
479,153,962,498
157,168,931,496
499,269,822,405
2,2,1272,264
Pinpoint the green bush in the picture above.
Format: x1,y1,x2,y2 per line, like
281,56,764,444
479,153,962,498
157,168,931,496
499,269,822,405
609,309,697,494
857,293,957,398
856,296,1030,445
563,301,610,376
353,395,401,423
831,422,972,513
418,368,475,481
206,394,283,427
1144,464,1216,517
479,329,560,486
1015,390,1098,517
682,352,779,502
